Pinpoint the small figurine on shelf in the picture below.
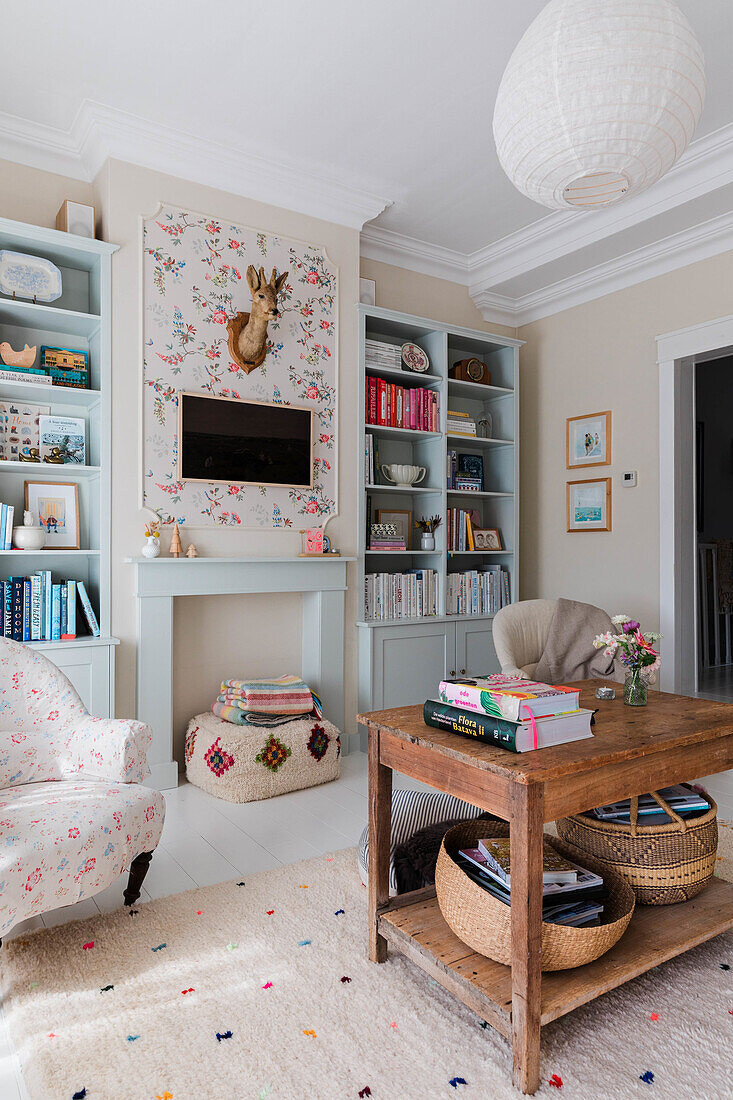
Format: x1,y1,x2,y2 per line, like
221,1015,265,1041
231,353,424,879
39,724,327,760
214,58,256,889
0,341,37,368
169,522,183,557
415,514,442,551
185,543,198,558
12,510,46,551
142,520,161,559
18,447,40,463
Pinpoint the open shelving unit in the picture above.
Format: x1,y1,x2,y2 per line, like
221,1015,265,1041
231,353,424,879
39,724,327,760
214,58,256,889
0,214,118,715
356,304,522,723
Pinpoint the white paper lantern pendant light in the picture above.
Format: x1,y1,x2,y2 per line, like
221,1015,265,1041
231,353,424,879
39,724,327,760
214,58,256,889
493,0,706,211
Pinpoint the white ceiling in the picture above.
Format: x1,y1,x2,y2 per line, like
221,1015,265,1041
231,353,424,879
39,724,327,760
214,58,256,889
2,1,733,323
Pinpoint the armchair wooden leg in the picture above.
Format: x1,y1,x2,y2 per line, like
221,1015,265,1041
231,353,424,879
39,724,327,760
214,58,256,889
124,851,154,907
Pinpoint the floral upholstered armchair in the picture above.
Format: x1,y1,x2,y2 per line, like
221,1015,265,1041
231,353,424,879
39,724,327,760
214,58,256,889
0,638,165,939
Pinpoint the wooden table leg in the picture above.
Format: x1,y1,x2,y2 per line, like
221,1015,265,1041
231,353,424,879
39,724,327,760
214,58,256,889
510,783,544,1094
368,723,392,963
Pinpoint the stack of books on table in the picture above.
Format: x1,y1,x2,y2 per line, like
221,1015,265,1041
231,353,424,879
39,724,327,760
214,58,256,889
457,838,606,926
1,573,99,641
423,675,595,753
591,785,709,826
365,339,402,371
447,410,476,436
364,569,439,621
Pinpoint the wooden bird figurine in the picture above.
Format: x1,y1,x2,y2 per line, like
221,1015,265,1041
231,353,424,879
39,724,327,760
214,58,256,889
0,341,37,368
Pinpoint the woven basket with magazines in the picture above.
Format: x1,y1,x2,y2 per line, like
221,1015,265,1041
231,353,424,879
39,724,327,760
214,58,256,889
435,819,635,971
556,788,718,906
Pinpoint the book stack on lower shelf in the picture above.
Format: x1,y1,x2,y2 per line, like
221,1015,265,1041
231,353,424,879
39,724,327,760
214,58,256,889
457,838,607,927
447,565,510,615
2,572,99,642
364,568,439,622
424,677,594,753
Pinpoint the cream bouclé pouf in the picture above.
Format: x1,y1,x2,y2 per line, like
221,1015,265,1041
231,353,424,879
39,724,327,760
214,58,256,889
185,710,340,802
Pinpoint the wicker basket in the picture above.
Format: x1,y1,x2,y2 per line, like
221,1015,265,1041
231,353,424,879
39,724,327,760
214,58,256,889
556,790,718,906
435,820,635,971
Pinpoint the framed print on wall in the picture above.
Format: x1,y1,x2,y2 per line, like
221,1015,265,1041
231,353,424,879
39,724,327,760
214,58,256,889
567,478,612,533
566,410,611,469
24,480,80,549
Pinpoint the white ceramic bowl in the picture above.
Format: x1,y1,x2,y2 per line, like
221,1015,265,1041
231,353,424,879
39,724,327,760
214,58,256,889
381,464,427,488
12,525,46,550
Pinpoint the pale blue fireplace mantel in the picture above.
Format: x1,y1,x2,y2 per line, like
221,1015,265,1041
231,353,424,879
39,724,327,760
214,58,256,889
126,556,354,789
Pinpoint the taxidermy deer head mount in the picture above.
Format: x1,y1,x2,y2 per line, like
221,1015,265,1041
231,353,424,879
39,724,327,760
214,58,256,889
226,265,288,375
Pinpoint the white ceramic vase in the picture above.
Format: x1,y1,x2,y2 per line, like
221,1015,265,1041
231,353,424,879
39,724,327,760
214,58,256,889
381,464,427,489
142,535,160,558
421,533,435,551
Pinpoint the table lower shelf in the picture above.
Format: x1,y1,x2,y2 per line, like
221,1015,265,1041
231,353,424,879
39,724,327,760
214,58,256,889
378,876,733,1036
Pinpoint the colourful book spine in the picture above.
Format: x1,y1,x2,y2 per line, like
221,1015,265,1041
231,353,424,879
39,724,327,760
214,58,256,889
60,585,67,637
11,578,24,641
51,584,62,641
30,574,40,640
3,582,11,637
42,571,51,640
64,580,77,638
4,506,13,551
22,579,31,642
76,580,100,637
0,506,6,549
423,698,521,752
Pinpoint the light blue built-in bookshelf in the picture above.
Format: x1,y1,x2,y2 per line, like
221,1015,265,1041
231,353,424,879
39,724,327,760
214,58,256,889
356,304,522,727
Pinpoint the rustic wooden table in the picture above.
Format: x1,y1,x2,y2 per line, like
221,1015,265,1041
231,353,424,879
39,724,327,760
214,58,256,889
358,683,733,1094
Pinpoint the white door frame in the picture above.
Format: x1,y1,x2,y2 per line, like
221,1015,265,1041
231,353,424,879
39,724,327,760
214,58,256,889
657,313,733,694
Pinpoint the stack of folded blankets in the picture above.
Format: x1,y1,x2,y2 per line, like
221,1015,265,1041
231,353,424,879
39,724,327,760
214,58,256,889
212,674,322,726
185,673,340,803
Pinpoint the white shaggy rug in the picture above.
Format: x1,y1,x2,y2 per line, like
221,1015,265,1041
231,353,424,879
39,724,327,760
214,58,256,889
1,829,733,1100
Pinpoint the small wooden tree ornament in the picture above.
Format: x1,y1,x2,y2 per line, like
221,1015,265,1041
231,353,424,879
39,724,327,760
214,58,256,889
169,523,183,557
185,543,198,558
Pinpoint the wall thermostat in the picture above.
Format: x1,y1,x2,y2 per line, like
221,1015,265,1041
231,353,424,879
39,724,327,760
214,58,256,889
622,470,637,487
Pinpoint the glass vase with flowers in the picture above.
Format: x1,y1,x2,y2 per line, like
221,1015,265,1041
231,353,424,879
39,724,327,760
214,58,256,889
593,615,661,707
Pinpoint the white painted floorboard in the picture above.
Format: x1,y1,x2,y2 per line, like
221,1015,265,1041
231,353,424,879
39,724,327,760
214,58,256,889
0,752,424,1099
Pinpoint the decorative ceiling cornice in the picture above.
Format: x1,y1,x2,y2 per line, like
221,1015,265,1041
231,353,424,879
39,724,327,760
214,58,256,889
0,99,393,231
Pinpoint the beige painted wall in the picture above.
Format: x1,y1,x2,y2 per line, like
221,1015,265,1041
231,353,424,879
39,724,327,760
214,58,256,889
0,157,95,230
360,257,518,340
516,249,733,630
93,160,360,763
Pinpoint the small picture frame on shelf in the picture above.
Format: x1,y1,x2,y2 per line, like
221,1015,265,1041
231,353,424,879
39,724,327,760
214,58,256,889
299,527,324,555
376,508,412,547
24,480,80,549
567,477,612,532
474,528,502,550
566,410,611,469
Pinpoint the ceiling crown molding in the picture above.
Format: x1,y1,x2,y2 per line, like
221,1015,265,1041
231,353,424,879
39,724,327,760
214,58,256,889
0,100,392,231
359,224,470,283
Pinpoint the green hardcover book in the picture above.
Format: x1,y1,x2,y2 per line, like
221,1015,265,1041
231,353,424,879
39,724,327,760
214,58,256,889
423,698,594,753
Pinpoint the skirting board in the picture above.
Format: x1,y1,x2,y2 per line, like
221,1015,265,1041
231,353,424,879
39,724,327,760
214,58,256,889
146,761,180,792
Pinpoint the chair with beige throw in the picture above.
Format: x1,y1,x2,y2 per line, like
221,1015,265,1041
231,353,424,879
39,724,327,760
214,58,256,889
492,597,619,683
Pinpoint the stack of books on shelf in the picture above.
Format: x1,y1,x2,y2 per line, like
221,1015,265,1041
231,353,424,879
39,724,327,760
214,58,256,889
369,523,407,552
424,676,595,753
364,434,376,484
447,565,510,615
364,568,439,621
1,572,99,642
447,507,483,551
447,451,484,492
0,503,15,549
0,347,89,389
365,377,439,432
446,410,476,436
590,785,709,826
456,838,606,927
365,339,402,371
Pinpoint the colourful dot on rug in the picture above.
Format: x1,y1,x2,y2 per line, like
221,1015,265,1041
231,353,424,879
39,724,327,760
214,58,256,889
341,976,352,983
302,1030,317,1038
72,1090,87,1099
326,857,334,862
181,988,195,995
48,1034,56,1040
548,1074,563,1088
100,984,114,993
127,1035,140,1042
156,1093,174,1100
358,1089,372,1098
152,943,167,952
82,942,94,950
299,884,309,889
216,1031,233,1042
236,882,246,887
205,736,235,777
196,910,203,915
650,1012,659,1021
721,964,731,971
389,1022,398,1029
639,1070,655,1084
334,909,345,915
266,910,275,916
226,943,238,951
449,1078,467,1089
298,940,311,946
262,982,273,990
258,1088,272,1100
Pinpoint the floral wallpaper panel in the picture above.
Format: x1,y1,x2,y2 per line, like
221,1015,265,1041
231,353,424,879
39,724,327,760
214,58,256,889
142,204,337,527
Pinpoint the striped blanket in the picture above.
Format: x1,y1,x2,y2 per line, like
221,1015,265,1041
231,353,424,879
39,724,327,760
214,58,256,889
219,674,314,716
